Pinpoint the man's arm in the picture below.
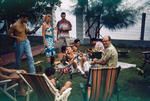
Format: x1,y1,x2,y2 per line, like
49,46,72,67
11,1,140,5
0,73,13,80
8,25,18,39
0,67,17,80
0,67,26,74
0,67,17,73
26,25,41,35
92,59,107,65
56,22,60,39
68,21,72,31
42,23,49,47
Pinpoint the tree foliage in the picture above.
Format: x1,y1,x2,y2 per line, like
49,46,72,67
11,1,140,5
0,0,61,33
73,0,141,38
0,0,61,22
88,0,138,29
0,0,36,20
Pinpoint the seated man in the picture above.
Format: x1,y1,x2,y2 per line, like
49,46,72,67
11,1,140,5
45,67,72,94
70,38,103,72
69,45,91,75
60,46,87,78
91,35,118,68
71,45,79,54
73,39,80,49
57,46,67,62
0,66,26,96
62,46,77,65
55,46,72,72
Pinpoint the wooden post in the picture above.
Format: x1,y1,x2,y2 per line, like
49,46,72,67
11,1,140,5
76,8,84,41
140,13,146,41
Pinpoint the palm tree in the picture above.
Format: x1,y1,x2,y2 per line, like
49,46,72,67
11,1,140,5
73,0,139,39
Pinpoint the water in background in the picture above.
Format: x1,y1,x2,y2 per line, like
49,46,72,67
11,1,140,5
0,0,149,41
100,14,150,40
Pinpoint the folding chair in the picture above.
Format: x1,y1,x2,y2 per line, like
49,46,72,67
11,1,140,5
18,73,72,101
80,66,121,101
0,79,18,101
141,51,150,75
137,51,150,77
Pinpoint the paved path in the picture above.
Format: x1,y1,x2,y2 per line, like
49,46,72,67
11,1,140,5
0,45,44,66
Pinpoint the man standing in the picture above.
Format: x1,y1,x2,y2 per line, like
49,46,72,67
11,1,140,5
56,12,72,46
8,13,36,73
91,35,118,68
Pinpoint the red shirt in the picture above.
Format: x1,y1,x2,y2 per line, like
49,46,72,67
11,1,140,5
57,19,72,34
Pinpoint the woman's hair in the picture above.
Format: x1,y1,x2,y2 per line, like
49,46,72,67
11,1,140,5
43,14,51,22
45,67,55,77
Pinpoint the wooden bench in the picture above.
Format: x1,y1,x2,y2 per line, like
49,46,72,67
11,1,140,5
0,45,44,66
137,51,150,77
142,51,150,66
118,50,129,57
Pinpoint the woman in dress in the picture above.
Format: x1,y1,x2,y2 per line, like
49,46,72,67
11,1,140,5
42,14,56,65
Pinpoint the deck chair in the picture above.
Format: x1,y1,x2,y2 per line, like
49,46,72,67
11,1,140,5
18,73,72,101
0,79,18,101
80,66,121,101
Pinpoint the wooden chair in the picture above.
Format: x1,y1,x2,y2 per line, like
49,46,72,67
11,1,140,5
0,79,18,101
141,51,150,68
139,51,150,77
18,73,72,101
80,66,121,101
118,50,129,57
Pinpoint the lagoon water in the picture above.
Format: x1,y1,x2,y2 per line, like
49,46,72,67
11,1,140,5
100,14,150,41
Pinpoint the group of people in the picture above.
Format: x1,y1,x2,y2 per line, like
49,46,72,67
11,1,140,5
7,12,72,73
55,35,118,78
0,11,118,96
42,12,72,66
0,12,73,95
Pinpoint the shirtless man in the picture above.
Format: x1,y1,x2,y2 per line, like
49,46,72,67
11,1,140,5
8,13,36,73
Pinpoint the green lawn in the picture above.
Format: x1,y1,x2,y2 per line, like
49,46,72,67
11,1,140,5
1,46,150,101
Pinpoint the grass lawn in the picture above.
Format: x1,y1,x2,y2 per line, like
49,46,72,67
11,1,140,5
1,46,150,101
